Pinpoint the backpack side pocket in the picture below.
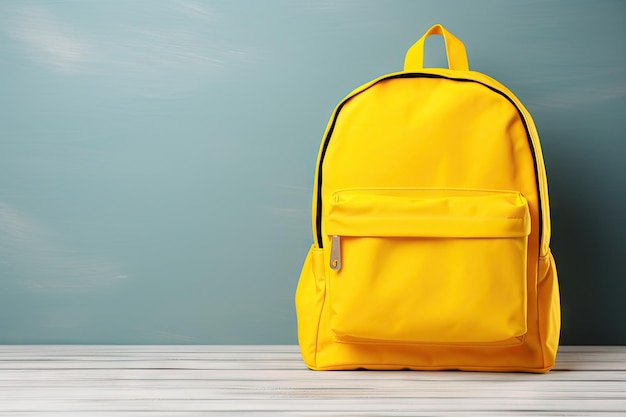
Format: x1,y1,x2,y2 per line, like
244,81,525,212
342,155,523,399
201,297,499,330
295,246,326,368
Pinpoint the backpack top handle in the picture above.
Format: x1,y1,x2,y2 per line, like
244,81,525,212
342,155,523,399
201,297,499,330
404,24,469,72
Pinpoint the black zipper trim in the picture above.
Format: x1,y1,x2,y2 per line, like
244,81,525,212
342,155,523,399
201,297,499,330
315,73,542,250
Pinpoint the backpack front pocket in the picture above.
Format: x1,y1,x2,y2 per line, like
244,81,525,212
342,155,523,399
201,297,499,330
325,188,530,346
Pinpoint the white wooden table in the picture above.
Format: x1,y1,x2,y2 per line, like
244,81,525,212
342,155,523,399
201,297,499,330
0,345,624,416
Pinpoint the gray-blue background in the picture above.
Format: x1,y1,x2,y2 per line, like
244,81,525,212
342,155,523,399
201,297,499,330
1,0,624,344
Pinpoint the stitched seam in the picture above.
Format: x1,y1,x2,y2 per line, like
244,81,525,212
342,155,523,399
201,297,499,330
312,248,326,369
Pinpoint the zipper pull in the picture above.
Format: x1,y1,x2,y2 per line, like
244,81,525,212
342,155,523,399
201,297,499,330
330,235,342,271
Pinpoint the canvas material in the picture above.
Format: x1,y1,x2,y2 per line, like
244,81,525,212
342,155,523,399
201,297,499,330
295,24,560,372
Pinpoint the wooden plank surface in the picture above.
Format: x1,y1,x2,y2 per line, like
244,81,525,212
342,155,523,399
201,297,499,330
0,346,624,416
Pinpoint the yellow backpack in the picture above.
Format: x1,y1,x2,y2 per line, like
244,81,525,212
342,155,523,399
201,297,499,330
295,24,560,372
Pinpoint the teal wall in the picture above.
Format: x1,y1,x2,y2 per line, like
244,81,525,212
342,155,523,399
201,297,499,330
1,0,625,344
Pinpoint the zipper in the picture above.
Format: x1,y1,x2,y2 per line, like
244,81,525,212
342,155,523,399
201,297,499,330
329,235,342,271
314,73,545,253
